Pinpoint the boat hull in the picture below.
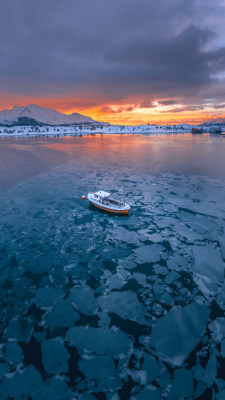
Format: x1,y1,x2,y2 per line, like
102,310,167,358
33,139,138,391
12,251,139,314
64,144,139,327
89,201,130,214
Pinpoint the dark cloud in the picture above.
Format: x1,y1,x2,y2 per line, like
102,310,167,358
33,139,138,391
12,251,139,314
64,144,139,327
0,0,225,108
160,105,205,113
158,100,177,106
138,101,156,108
213,104,225,109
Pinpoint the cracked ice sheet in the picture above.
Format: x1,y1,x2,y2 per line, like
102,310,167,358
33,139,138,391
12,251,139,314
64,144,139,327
97,290,148,325
149,302,210,366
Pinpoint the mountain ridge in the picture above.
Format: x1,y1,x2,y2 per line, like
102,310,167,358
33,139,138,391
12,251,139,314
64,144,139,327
0,104,109,126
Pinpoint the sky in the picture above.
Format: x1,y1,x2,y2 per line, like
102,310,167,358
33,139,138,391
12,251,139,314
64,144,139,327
0,0,225,125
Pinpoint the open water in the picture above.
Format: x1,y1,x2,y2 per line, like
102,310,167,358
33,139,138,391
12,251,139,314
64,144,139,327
0,133,225,400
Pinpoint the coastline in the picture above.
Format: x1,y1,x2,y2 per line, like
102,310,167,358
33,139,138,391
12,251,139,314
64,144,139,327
0,124,193,138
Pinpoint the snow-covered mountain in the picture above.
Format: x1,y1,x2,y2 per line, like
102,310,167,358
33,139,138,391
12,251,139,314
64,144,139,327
0,104,107,126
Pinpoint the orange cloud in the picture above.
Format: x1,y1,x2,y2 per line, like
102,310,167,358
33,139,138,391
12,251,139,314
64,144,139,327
0,91,225,125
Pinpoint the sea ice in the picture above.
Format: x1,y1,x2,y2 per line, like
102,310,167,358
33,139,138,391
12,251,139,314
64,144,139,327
209,318,225,342
0,365,42,399
0,363,10,380
149,302,210,366
34,287,64,308
41,338,70,374
167,368,194,399
70,285,97,315
142,353,161,383
133,244,164,264
4,318,32,344
3,342,23,365
66,326,130,357
79,355,121,392
192,245,224,283
131,386,161,400
32,376,73,400
201,355,217,388
43,300,80,328
106,271,129,291
98,290,147,325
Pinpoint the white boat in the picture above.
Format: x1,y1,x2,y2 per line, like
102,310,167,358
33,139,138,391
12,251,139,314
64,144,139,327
87,190,130,214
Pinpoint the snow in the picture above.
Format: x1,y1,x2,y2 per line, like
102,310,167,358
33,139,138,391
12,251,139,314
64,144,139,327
0,105,224,136
149,302,210,366
0,104,95,125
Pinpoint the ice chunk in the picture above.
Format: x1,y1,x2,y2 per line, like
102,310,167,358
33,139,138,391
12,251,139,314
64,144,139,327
98,291,147,325
217,389,225,400
221,338,225,357
41,338,70,374
131,386,161,400
159,292,174,306
142,353,161,383
79,355,120,392
106,271,130,291
34,287,64,308
133,273,147,287
149,302,210,366
43,300,80,328
167,368,194,399
193,245,224,283
201,355,217,388
0,364,10,381
70,285,97,315
79,394,96,400
154,265,167,275
0,365,42,399
4,342,23,365
66,326,130,357
164,271,180,284
32,377,72,400
133,244,164,264
209,318,225,342
109,225,141,245
4,318,32,344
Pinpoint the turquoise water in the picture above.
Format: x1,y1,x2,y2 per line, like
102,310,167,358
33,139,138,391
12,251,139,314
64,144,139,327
0,134,225,399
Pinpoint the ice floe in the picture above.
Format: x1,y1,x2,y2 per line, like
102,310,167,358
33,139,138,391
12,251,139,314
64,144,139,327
149,302,210,366
97,290,148,325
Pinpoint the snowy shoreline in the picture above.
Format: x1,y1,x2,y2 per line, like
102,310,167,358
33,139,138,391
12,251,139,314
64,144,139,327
0,123,224,138
0,124,196,138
